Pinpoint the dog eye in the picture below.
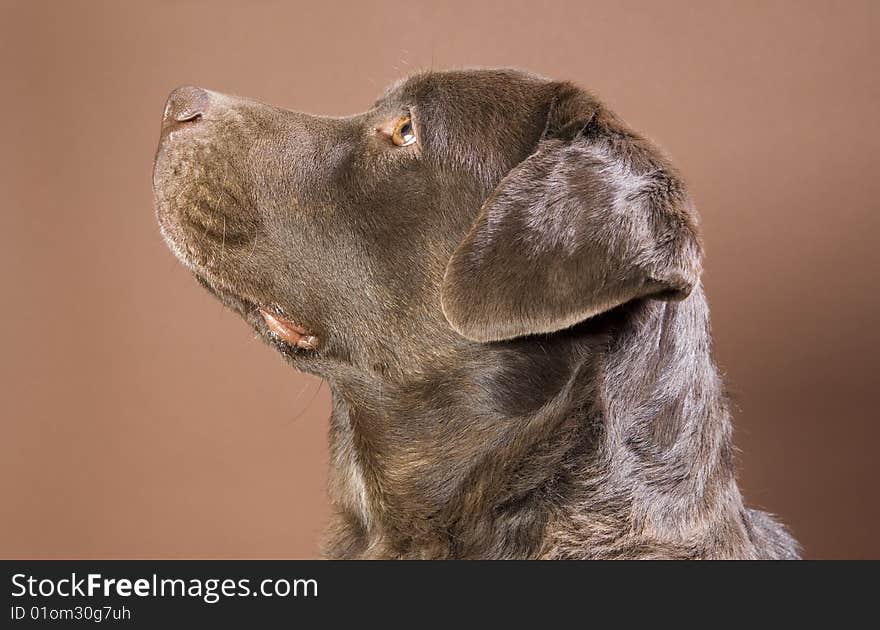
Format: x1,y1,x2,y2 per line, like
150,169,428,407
391,116,417,147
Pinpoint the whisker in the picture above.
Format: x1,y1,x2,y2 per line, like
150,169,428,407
245,231,260,264
219,215,227,264
286,378,325,427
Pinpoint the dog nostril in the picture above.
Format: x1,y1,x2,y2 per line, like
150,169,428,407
175,112,203,124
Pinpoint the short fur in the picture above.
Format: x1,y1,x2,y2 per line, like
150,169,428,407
153,69,800,559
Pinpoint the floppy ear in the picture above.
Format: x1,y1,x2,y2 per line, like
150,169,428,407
441,83,703,343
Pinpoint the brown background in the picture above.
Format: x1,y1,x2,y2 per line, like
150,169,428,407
1,0,878,559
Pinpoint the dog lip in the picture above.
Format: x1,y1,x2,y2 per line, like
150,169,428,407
258,306,319,350
190,273,319,351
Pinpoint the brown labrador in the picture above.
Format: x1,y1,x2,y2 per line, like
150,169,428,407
153,69,800,559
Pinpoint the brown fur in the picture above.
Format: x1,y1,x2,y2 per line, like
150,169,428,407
153,69,799,559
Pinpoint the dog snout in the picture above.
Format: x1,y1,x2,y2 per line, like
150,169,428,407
161,86,212,137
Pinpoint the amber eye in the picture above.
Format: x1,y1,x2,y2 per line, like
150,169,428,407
391,115,417,147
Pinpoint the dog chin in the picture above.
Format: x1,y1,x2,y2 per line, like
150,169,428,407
187,270,323,363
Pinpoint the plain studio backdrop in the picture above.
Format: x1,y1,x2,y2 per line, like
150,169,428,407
1,0,878,559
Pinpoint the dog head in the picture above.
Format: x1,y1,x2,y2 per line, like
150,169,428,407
153,69,702,377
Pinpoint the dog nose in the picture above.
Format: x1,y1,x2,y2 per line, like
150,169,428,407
161,86,211,135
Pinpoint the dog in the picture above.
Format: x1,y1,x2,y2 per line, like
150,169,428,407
153,69,800,559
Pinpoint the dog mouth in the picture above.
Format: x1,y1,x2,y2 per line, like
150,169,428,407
258,305,319,350
192,275,320,353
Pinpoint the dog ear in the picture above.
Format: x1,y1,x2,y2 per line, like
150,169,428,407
441,83,703,342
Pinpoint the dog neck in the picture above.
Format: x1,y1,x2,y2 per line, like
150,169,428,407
321,287,752,559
